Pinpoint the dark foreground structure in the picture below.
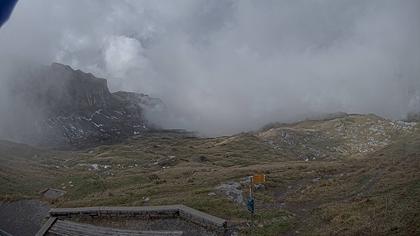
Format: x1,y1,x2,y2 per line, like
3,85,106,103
36,205,227,236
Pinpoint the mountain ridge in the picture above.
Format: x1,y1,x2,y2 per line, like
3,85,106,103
2,63,162,148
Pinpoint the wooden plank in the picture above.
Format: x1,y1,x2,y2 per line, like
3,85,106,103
178,205,227,229
48,204,227,232
35,217,57,236
48,220,184,236
50,205,180,218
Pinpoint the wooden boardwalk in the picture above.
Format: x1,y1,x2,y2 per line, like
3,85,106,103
48,219,183,236
37,205,227,235
49,205,226,229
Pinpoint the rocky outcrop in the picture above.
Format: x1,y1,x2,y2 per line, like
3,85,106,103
257,114,417,160
5,63,161,148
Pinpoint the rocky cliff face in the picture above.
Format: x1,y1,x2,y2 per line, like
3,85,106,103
4,63,161,148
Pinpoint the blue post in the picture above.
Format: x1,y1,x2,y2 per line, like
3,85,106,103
247,197,255,214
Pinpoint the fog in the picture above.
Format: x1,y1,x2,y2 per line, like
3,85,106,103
0,0,419,136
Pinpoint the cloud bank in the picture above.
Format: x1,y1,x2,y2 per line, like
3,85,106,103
1,0,419,136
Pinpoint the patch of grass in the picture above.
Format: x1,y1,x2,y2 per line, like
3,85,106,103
242,210,293,235
0,115,419,235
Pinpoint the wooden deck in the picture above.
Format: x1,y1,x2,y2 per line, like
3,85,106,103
46,219,183,236
37,204,227,235
48,205,227,229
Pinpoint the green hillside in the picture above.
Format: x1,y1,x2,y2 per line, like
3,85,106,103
0,114,419,235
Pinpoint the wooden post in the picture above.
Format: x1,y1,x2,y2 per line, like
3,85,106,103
247,176,255,226
248,173,266,226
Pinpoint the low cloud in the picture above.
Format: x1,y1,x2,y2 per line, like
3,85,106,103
0,0,419,136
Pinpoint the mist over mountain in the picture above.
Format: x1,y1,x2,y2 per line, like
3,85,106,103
0,63,161,147
0,0,419,136
1,2,420,235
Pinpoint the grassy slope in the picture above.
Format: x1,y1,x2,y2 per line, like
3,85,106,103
0,140,63,199
0,115,419,235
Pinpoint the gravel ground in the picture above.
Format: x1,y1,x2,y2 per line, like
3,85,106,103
0,200,50,236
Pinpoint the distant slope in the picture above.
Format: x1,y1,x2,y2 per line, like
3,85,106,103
0,114,418,235
296,124,420,235
256,114,417,160
0,140,55,199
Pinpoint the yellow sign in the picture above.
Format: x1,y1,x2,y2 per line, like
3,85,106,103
252,174,266,184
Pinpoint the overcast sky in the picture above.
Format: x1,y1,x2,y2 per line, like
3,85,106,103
1,0,419,136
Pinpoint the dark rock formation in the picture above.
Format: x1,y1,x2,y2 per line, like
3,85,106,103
4,63,161,148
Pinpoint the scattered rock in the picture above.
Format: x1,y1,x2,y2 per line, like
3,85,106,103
91,164,99,171
312,177,321,182
148,174,160,181
216,182,244,204
40,188,66,200
254,184,266,190
193,155,209,162
239,176,251,185
78,163,111,171
155,156,178,167
257,115,417,160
